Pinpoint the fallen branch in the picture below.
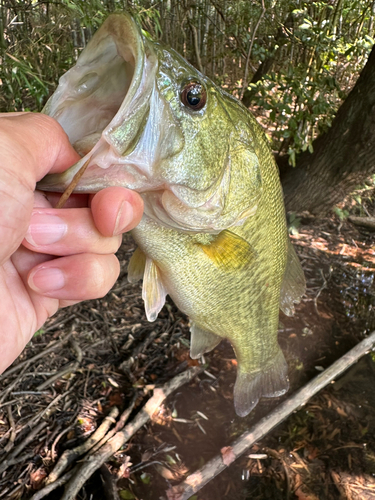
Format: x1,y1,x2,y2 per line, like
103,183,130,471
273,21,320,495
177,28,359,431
30,470,75,500
166,331,375,500
89,395,137,455
100,464,120,500
348,216,375,230
59,366,203,500
46,406,120,485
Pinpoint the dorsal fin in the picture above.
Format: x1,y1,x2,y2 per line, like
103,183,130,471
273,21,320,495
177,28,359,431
280,240,305,316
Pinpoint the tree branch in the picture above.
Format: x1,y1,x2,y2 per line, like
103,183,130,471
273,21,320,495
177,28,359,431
166,331,375,500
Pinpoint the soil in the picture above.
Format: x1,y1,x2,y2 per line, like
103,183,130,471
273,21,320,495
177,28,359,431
1,190,375,500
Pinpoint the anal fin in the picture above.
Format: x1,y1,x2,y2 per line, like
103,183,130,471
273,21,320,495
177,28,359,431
234,350,289,417
128,247,146,283
280,240,306,316
190,323,222,359
142,258,167,322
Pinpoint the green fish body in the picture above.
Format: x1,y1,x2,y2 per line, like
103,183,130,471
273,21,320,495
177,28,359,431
38,13,305,416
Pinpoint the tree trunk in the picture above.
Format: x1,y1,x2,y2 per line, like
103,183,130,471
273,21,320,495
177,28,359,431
281,44,375,215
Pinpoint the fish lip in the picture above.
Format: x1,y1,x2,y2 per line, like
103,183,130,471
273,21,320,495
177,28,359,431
41,13,158,165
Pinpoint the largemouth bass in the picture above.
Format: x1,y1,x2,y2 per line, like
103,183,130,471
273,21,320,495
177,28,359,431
38,13,305,417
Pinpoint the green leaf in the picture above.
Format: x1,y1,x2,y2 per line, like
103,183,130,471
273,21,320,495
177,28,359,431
119,490,135,500
33,328,44,338
166,454,177,465
288,149,296,168
140,472,151,484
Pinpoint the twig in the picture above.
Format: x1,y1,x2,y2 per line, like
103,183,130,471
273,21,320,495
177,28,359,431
0,364,30,403
51,423,77,461
45,406,119,484
27,390,69,429
0,330,74,381
240,0,266,100
165,331,375,500
89,396,137,455
119,331,158,372
36,361,79,390
69,337,83,362
0,451,35,468
100,464,120,500
29,470,75,500
60,366,203,500
11,391,50,396
0,421,48,474
55,157,91,209
4,405,16,452
314,267,331,316
188,15,203,73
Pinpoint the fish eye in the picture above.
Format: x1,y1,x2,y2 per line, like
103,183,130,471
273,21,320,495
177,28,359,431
180,81,207,111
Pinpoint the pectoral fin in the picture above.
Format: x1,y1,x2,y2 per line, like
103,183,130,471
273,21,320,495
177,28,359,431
234,350,289,417
142,258,167,322
279,241,306,316
127,247,146,283
197,230,256,271
190,323,222,359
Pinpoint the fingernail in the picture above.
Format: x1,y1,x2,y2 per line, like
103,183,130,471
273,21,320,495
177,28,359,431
29,267,65,293
113,201,134,235
25,214,67,246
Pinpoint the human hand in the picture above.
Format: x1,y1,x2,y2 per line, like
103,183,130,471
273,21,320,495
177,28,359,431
0,113,143,373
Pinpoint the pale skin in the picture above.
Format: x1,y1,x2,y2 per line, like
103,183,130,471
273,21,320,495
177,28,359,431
0,113,144,374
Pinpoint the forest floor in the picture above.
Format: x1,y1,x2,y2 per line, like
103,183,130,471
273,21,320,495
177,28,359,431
1,191,375,500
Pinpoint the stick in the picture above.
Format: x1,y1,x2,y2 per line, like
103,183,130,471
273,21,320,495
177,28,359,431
0,421,48,474
0,330,73,381
4,405,16,452
166,331,375,500
55,157,91,209
240,0,266,100
100,464,120,500
45,407,119,484
60,366,203,500
30,470,75,500
89,396,137,455
348,215,375,231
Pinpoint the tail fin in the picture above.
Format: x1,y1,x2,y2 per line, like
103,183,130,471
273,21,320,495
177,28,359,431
234,350,289,417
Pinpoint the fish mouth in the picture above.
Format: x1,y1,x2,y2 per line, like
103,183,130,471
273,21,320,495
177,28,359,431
39,13,158,191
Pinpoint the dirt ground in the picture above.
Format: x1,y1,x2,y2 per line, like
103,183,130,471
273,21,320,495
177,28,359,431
1,190,375,500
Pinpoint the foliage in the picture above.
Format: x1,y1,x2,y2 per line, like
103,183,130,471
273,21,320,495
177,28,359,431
0,0,373,164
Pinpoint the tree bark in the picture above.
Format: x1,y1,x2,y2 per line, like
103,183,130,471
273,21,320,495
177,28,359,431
281,44,375,215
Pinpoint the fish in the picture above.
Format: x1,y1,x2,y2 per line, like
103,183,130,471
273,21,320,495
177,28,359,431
37,12,305,417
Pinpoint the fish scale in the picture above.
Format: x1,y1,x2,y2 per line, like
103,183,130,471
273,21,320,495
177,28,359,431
37,12,305,416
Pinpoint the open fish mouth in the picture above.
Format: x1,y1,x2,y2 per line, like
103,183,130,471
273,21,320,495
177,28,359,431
37,13,255,233
39,13,158,192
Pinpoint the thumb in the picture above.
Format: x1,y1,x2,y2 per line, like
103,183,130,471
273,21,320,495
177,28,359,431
0,113,80,266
